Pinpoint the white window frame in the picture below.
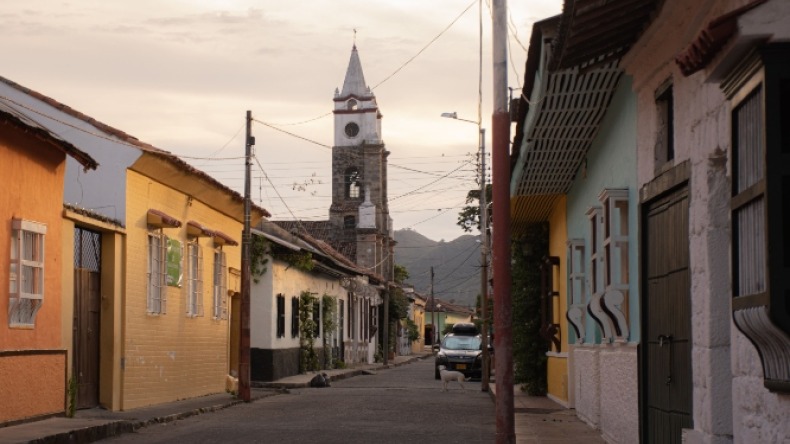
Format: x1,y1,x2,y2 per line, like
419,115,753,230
212,249,227,320
147,231,167,314
186,239,204,317
9,219,46,327
567,239,586,343
599,188,630,341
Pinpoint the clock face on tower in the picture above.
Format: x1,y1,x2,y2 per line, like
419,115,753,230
345,122,360,138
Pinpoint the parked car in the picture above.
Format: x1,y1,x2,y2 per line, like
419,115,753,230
434,332,488,380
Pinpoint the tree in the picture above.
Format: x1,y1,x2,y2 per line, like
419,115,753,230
394,264,409,284
456,184,492,233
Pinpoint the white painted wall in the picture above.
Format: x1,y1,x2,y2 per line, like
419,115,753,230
250,257,348,351
621,1,790,442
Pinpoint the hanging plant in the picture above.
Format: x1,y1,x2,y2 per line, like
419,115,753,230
250,236,270,284
280,251,314,272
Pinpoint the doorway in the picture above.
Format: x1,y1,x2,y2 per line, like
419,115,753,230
641,184,693,443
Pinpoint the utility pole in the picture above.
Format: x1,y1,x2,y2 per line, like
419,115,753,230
383,287,389,365
492,0,514,442
430,266,435,349
479,128,490,393
239,110,253,402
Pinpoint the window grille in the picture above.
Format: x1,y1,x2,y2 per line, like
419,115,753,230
655,82,674,167
213,250,227,319
276,294,285,338
291,297,299,338
148,232,167,314
9,219,46,327
567,239,586,343
186,240,204,317
725,45,790,391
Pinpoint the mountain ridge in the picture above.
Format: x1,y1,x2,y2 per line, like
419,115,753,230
394,228,481,309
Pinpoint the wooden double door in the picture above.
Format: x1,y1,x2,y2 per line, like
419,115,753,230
641,184,693,443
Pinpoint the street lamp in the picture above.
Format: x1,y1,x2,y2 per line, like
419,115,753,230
441,112,490,392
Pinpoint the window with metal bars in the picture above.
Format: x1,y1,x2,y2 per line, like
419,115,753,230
291,296,299,338
186,239,203,317
726,44,790,392
213,250,227,320
9,219,46,327
148,231,167,314
276,294,285,338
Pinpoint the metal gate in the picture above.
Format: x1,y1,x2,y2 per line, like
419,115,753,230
73,227,101,409
641,185,693,443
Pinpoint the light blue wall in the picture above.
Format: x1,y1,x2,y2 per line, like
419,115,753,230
565,75,640,344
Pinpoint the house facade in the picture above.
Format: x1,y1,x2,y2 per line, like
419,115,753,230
0,100,97,424
512,1,790,442
250,221,382,381
0,76,267,412
622,1,790,442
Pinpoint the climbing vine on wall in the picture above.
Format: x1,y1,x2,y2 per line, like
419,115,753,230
299,291,319,373
321,294,337,370
250,236,270,284
513,222,549,395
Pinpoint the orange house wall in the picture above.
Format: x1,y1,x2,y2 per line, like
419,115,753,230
0,128,68,422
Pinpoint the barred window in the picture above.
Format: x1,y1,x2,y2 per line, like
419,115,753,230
147,231,167,314
9,219,46,327
276,294,285,338
213,250,227,319
186,240,204,317
291,297,299,338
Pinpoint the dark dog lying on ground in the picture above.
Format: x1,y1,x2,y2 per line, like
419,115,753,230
310,372,331,388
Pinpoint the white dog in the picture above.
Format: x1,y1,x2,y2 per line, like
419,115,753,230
438,365,467,392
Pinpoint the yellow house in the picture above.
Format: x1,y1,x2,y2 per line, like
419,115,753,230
0,76,267,411
410,293,426,354
0,99,97,424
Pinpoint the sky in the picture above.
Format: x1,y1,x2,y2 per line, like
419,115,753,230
1,0,562,242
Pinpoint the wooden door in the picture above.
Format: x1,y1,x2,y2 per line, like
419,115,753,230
641,185,693,443
73,227,101,409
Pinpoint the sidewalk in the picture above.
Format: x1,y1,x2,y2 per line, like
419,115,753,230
0,353,604,444
0,353,430,444
489,384,605,444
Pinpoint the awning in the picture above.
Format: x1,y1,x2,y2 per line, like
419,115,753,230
186,220,214,238
213,230,239,247
146,209,182,229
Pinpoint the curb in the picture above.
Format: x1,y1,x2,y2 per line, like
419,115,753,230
27,355,431,443
28,392,281,444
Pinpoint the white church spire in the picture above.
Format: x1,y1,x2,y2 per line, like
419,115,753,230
339,45,370,99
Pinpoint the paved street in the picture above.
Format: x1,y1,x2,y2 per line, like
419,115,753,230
100,358,494,443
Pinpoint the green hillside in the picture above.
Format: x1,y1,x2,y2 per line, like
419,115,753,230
393,229,482,309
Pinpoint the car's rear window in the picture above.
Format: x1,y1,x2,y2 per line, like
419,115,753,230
442,336,481,350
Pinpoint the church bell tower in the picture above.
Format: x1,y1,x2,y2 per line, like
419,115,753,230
330,45,393,280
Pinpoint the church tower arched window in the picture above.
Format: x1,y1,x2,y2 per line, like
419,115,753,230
345,167,361,199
